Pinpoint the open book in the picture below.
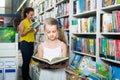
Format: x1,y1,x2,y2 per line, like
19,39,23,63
32,56,69,65
31,22,40,29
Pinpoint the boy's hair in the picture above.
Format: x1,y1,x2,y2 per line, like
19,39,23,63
44,17,67,44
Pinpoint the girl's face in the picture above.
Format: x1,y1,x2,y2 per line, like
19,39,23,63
45,25,58,41
26,11,34,19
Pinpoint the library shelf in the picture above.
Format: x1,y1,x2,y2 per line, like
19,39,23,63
100,57,120,64
56,0,66,5
56,14,69,19
73,51,96,58
73,10,96,18
45,6,54,12
39,11,44,15
101,32,120,35
72,33,96,35
101,4,120,11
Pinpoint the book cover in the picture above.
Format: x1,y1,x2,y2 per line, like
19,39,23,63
81,18,88,33
31,22,40,29
101,38,107,57
71,37,76,50
81,61,96,76
115,40,120,61
108,39,115,59
102,13,112,32
79,0,86,12
32,56,69,65
89,39,95,55
116,11,120,32
78,56,92,71
96,63,110,79
111,40,116,59
71,19,78,33
73,1,77,14
111,65,120,80
70,54,82,68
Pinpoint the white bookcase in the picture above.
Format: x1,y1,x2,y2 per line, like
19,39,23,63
28,0,120,79
0,42,18,80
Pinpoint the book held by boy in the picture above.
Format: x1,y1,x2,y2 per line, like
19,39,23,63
32,56,69,65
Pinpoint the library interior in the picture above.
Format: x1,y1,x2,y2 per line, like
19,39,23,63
0,0,120,80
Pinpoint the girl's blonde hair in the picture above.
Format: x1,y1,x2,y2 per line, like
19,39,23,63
44,17,67,44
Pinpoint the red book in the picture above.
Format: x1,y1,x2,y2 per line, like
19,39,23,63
116,40,120,59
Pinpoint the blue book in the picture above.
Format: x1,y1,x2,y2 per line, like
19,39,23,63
71,54,82,68
75,38,82,52
111,66,120,80
32,22,40,29
79,0,86,12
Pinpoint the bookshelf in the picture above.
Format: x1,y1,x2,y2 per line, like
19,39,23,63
73,51,96,58
73,9,96,18
30,0,120,79
69,0,120,79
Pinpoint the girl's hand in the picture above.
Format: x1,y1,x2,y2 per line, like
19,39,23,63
50,60,69,69
27,27,33,32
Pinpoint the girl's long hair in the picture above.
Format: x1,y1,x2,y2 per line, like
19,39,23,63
44,17,67,44
23,7,34,19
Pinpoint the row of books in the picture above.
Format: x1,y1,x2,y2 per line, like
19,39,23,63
102,0,120,7
69,54,120,80
37,0,55,14
39,2,45,14
71,37,96,55
56,0,63,3
71,16,96,33
97,63,120,80
99,38,120,61
39,9,55,23
73,0,96,14
57,17,69,30
102,11,120,32
44,0,54,11
56,1,69,17
64,31,69,45
69,54,101,79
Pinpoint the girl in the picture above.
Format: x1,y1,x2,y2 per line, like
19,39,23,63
19,7,38,80
38,17,68,80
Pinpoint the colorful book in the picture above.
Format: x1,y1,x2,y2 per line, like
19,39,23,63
78,56,92,71
116,40,120,61
96,63,110,79
71,54,82,68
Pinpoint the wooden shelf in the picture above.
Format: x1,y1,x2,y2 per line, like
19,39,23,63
73,10,96,18
101,57,120,64
73,51,96,58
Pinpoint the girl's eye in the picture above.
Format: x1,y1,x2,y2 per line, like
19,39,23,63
53,31,56,33
47,31,50,33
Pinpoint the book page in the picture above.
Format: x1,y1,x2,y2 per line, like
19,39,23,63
32,56,50,64
50,57,69,64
